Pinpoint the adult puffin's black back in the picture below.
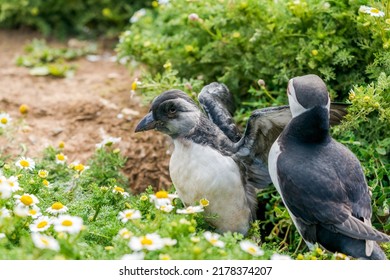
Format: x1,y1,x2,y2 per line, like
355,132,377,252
268,74,390,259
135,82,349,235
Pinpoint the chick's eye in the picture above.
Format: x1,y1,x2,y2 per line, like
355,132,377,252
168,107,176,115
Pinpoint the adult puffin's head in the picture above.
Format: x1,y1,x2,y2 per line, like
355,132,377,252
134,90,201,138
287,74,330,118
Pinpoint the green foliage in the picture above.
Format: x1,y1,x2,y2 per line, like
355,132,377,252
16,39,97,77
333,73,390,232
117,0,390,102
0,0,151,39
0,138,291,259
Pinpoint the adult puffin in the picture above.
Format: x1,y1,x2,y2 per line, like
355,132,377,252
268,74,390,259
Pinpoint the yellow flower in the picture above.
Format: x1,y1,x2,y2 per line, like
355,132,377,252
58,141,65,149
159,254,171,260
152,1,159,8
185,45,194,52
349,91,356,100
200,198,209,207
38,170,49,179
311,49,319,56
131,80,138,91
297,253,304,260
232,32,241,38
163,61,172,69
363,96,371,102
102,8,112,18
19,104,29,114
55,153,67,164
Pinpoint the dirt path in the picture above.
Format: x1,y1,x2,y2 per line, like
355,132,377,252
0,29,171,193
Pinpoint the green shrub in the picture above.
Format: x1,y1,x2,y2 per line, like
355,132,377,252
117,0,390,103
0,0,152,39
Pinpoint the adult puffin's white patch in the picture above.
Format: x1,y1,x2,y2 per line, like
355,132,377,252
170,139,251,234
268,138,315,249
287,79,308,118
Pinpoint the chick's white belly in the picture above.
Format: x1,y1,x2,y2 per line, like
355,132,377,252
170,140,251,234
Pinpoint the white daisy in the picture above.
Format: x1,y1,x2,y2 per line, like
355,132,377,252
96,136,121,149
176,205,204,214
156,204,174,213
6,176,22,192
14,193,39,207
54,215,83,234
118,209,142,223
15,157,35,171
121,252,145,260
14,204,30,217
162,237,177,246
70,161,90,174
239,240,264,256
46,202,68,215
149,190,178,207
203,231,225,248
31,233,60,251
27,206,42,219
0,179,12,199
0,233,5,239
0,207,11,218
29,216,52,232
118,228,133,239
37,169,49,178
55,153,67,164
112,186,130,198
0,112,11,128
359,5,385,17
129,233,165,251
130,8,146,23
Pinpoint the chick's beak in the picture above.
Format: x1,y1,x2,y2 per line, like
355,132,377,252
135,112,156,132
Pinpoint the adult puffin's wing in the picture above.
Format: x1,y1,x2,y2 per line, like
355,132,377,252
233,106,292,189
276,141,390,242
232,102,350,190
198,82,242,142
328,102,351,126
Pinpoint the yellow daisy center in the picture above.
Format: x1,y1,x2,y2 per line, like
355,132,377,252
74,164,85,172
370,8,379,14
51,202,64,210
200,198,209,207
248,247,257,254
131,81,137,91
38,170,48,178
9,182,14,187
56,154,65,161
58,141,65,149
125,212,133,218
62,220,73,227
29,209,37,215
43,180,49,186
155,191,168,199
141,237,153,246
20,160,30,168
114,186,125,193
20,195,33,206
40,237,49,246
210,238,218,245
1,118,8,124
37,221,48,228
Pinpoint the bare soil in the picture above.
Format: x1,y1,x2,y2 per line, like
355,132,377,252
0,29,171,193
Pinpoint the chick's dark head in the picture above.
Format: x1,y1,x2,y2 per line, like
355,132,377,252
135,90,201,138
